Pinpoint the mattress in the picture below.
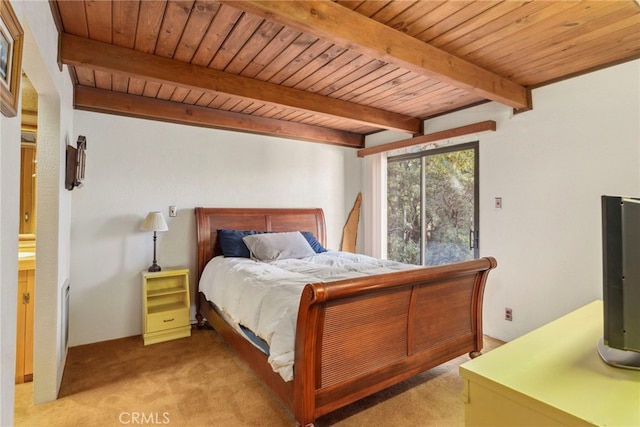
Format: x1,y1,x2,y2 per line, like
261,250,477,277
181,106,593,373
199,250,416,381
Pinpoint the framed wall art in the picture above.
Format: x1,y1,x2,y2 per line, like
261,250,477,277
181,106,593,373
1,0,24,117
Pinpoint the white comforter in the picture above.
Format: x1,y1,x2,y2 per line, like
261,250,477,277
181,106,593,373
199,250,416,381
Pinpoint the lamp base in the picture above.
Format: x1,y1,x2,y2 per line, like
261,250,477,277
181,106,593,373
148,264,162,272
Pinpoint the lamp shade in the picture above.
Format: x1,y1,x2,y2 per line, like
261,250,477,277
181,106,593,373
140,211,168,232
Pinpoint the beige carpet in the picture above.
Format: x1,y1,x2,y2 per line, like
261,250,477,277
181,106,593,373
15,327,502,427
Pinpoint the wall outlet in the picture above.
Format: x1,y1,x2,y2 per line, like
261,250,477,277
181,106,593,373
505,307,513,321
495,197,503,209
169,206,177,217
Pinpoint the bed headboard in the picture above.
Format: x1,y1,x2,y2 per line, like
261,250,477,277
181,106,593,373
194,207,326,281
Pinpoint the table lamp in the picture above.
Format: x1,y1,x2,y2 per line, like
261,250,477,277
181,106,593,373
140,211,169,272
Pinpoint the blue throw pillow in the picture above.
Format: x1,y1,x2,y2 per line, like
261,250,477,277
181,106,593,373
302,232,327,253
217,229,258,258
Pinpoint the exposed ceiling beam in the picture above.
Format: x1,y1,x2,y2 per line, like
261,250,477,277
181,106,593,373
60,33,422,134
357,121,496,157
74,86,364,148
226,1,532,111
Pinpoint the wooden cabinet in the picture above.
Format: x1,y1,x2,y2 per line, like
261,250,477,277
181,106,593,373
142,269,191,345
20,142,37,235
459,301,640,427
16,268,34,383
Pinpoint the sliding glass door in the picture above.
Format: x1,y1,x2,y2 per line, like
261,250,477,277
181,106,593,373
387,142,479,266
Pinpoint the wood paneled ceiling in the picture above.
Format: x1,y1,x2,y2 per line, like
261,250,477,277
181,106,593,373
51,0,640,148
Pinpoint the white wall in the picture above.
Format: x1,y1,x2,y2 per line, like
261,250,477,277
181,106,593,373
1,0,75,422
69,112,360,346
0,74,22,427
422,60,640,341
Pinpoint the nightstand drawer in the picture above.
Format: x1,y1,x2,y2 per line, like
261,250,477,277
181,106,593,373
146,308,189,333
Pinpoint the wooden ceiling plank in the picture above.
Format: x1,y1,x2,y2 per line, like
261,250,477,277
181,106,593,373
154,0,195,58
194,92,216,107
209,11,265,70
317,58,388,98
508,22,640,84
383,1,444,36
415,1,500,44
393,83,468,115
206,93,233,109
224,1,530,110
270,39,335,85
283,44,349,88
240,101,265,115
251,104,278,117
156,84,177,101
229,99,254,113
55,0,89,37
343,70,422,105
329,64,406,101
190,4,242,67
275,109,306,122
440,1,551,57
352,1,392,17
173,0,220,63
488,5,640,79
312,55,382,96
113,75,130,93
224,20,284,74
292,49,361,92
61,34,420,132
112,0,140,49
369,1,419,24
396,87,473,116
410,1,474,42
357,120,496,158
182,89,204,105
74,67,96,88
216,97,243,111
239,26,301,78
430,1,530,49
94,70,113,91
465,1,617,72
84,0,112,43
142,81,162,98
254,32,318,82
170,87,191,103
73,86,363,148
451,1,578,61
395,1,466,39
133,0,167,54
127,78,145,96
373,78,444,111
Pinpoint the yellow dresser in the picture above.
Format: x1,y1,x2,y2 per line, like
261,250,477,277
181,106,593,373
460,300,640,426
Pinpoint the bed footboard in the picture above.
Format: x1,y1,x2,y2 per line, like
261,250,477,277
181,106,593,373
293,257,497,425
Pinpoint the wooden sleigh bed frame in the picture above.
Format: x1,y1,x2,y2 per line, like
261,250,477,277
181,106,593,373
195,207,497,426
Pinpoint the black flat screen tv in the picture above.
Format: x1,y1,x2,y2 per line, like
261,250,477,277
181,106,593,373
598,195,640,370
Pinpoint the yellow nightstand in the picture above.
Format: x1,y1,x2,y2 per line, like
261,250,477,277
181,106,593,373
142,268,191,345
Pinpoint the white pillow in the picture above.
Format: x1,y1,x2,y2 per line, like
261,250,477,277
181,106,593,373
242,231,316,261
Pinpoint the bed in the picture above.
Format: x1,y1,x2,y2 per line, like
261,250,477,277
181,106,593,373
195,207,497,426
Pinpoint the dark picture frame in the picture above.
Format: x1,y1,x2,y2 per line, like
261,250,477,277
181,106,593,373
1,0,24,117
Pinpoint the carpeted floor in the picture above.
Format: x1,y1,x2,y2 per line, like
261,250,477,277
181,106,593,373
14,326,502,427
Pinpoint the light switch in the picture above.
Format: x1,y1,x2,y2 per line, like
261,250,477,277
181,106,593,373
169,206,177,217
495,197,502,209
